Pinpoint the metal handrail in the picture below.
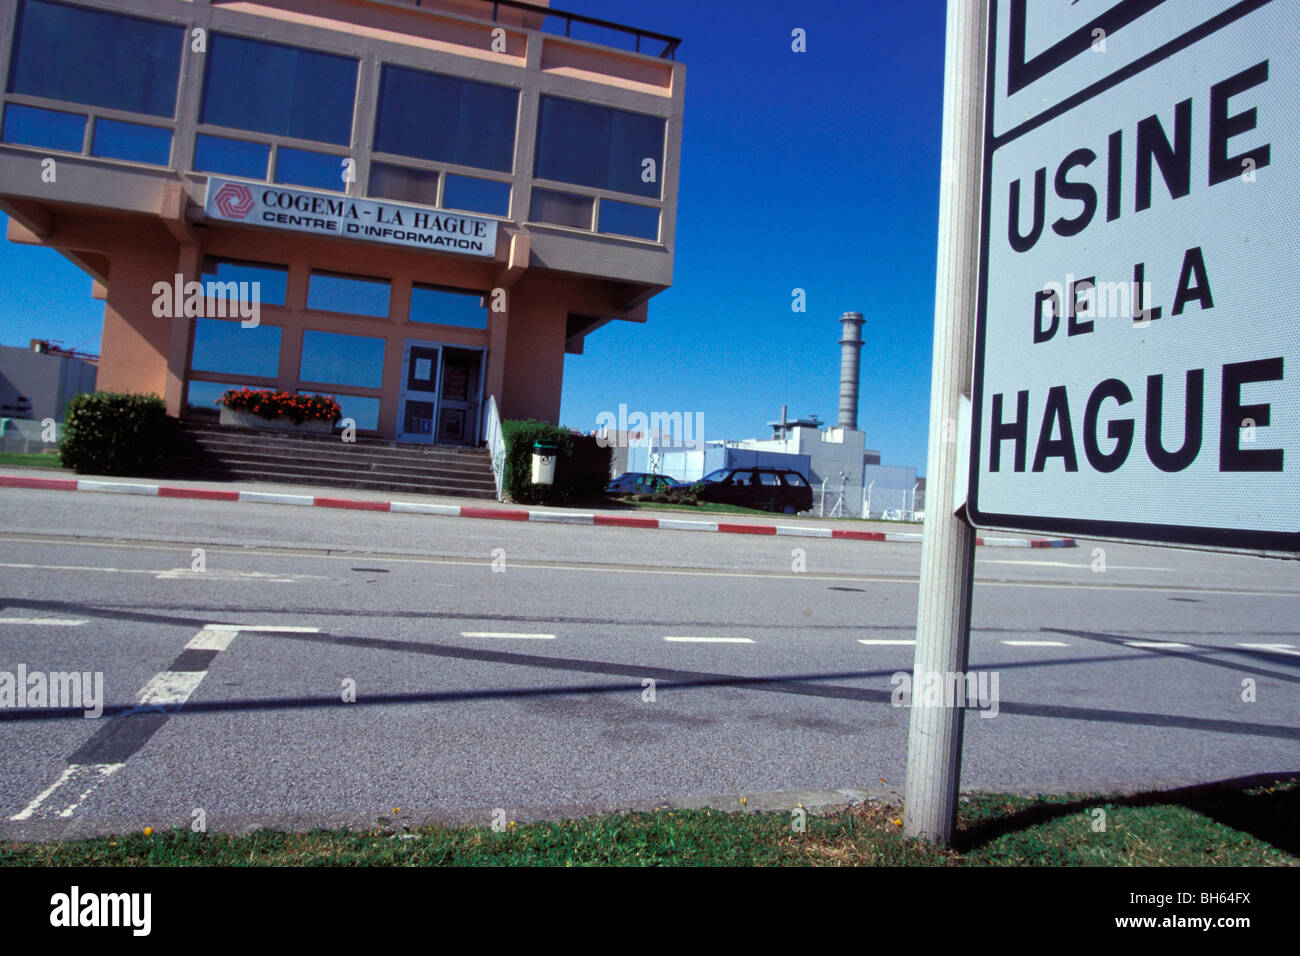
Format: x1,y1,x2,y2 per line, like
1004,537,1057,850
484,393,505,500
403,0,681,59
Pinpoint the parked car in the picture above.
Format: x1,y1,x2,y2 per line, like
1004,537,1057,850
605,472,679,495
690,467,813,514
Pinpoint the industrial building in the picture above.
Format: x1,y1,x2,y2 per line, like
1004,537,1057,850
0,0,684,444
0,339,97,421
623,311,923,518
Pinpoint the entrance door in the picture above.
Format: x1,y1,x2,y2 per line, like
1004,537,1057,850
397,341,440,443
437,349,480,445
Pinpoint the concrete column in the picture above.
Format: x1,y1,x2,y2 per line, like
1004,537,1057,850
837,311,865,429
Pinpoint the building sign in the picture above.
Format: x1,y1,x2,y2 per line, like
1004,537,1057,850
970,0,1298,554
203,178,498,257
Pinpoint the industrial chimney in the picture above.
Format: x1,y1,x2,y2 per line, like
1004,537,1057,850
837,311,865,430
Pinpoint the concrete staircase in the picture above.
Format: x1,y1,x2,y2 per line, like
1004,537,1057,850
168,420,498,499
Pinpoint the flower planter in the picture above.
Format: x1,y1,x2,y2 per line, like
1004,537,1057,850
220,406,334,434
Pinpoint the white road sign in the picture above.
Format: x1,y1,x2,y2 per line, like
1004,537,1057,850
969,0,1298,554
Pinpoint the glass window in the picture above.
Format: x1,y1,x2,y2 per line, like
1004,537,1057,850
409,286,488,329
201,259,288,307
529,188,592,229
275,147,347,191
782,472,808,487
299,331,385,389
598,199,659,241
759,472,782,486
190,319,281,379
299,391,380,431
185,379,248,416
1,103,85,151
369,163,439,206
443,174,510,217
535,95,664,198
91,119,172,166
201,33,357,145
729,471,755,486
374,65,517,173
193,134,270,179
306,272,391,318
8,0,182,117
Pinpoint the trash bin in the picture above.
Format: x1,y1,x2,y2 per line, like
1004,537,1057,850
530,440,557,485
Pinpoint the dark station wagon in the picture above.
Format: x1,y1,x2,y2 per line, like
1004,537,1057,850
691,467,813,514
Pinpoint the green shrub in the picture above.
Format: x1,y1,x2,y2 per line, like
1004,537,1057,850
59,391,176,476
500,420,611,504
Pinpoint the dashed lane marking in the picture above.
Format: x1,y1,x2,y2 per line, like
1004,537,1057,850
461,631,556,640
663,636,755,644
0,617,88,626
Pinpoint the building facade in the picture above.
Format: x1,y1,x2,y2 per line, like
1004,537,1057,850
0,0,683,442
0,340,97,421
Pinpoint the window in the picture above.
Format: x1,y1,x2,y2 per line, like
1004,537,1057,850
185,379,248,416
598,199,659,241
529,188,592,229
201,34,357,145
299,331,385,389
275,147,346,191
782,472,808,487
91,119,172,166
190,319,281,379
535,96,664,198
369,163,439,206
444,174,510,217
8,0,182,117
201,259,288,307
409,286,488,329
193,134,270,179
759,472,782,486
374,65,517,173
306,272,391,318
299,391,380,431
1,104,84,151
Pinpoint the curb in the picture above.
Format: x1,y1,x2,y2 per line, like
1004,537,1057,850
0,474,1077,548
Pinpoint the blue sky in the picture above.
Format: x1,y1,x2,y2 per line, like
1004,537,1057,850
0,0,947,475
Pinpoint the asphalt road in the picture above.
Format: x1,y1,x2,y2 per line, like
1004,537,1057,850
1,487,1297,839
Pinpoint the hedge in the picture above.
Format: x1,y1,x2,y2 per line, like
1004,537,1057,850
59,391,176,476
500,419,611,504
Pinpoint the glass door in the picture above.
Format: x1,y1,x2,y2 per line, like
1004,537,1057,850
397,341,440,443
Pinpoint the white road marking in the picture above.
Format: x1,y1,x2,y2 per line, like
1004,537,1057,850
1001,640,1071,647
0,616,87,626
1237,642,1300,655
226,625,322,632
1124,641,1192,649
185,626,240,651
982,559,1173,570
664,636,755,644
136,671,207,706
461,631,556,640
857,639,916,646
0,562,324,582
10,763,123,821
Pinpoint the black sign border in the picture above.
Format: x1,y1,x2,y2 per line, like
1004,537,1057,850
969,0,1297,555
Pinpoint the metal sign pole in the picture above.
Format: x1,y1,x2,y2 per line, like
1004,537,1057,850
903,0,987,845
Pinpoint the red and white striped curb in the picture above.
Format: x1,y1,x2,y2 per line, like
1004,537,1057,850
0,474,1077,548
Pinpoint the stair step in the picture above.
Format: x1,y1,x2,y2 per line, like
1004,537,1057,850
173,420,498,500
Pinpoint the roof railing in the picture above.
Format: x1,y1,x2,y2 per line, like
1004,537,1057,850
401,0,681,59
